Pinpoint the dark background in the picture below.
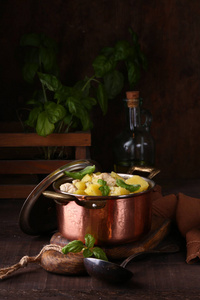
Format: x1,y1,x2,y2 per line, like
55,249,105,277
0,0,200,180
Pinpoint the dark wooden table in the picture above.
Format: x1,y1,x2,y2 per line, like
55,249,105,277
1,179,200,300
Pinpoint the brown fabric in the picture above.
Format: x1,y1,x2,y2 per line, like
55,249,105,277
152,186,200,264
186,228,200,263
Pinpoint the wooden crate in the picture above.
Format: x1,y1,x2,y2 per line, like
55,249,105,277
0,132,91,198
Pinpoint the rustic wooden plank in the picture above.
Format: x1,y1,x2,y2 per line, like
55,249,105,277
75,146,87,160
0,160,73,174
0,132,91,147
1,187,200,299
1,289,200,300
0,184,36,198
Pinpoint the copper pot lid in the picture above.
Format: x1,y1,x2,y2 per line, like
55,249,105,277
19,159,98,235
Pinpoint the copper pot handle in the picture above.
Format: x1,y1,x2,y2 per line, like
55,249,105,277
42,190,107,209
127,166,160,179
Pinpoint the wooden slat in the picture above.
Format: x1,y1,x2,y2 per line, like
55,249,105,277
0,132,91,147
0,160,73,174
75,146,87,160
0,184,36,198
0,132,91,198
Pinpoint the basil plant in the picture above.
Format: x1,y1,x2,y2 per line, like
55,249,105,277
19,30,147,158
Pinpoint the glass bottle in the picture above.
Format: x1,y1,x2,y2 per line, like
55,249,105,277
113,91,155,173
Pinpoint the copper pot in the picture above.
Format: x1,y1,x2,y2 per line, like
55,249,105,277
43,165,159,246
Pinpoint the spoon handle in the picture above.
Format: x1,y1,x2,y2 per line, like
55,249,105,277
120,244,180,268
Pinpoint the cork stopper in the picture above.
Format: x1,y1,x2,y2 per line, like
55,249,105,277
126,91,139,99
126,91,139,108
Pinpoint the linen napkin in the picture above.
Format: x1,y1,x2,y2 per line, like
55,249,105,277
152,185,200,264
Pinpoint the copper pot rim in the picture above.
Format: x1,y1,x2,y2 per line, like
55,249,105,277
52,173,156,201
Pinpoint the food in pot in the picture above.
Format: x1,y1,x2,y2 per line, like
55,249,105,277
60,165,149,196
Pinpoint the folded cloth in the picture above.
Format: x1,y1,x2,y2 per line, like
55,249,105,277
152,185,200,264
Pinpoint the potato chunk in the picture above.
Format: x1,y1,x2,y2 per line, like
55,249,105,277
81,174,92,183
125,175,149,193
74,181,86,190
75,190,86,195
109,186,130,196
85,184,102,196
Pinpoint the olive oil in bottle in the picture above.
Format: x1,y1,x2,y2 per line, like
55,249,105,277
113,91,155,173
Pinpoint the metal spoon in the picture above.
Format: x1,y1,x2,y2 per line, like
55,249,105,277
84,244,180,284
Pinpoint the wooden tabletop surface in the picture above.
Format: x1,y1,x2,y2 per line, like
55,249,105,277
1,178,200,300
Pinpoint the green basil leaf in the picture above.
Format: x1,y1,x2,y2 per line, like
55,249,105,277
71,87,82,100
116,179,140,192
38,72,62,92
25,106,43,128
97,179,106,186
92,54,116,77
64,165,95,180
40,33,58,49
114,40,131,61
67,97,81,115
63,113,73,126
55,86,72,103
22,63,39,83
129,28,139,44
61,234,108,262
84,233,96,248
97,179,110,196
103,70,124,99
138,52,148,70
73,78,91,98
79,110,93,131
62,240,84,254
67,97,93,130
44,102,66,124
92,247,108,261
82,97,97,110
36,111,55,136
96,83,108,115
126,61,141,89
39,46,57,72
129,28,148,70
99,185,110,196
100,46,114,57
83,248,94,258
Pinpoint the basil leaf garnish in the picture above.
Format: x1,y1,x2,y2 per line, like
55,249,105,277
116,179,140,192
64,165,95,180
62,233,108,261
98,179,110,196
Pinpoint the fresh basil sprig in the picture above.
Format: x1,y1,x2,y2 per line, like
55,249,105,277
97,179,110,196
62,233,108,261
64,165,95,180
116,179,140,193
